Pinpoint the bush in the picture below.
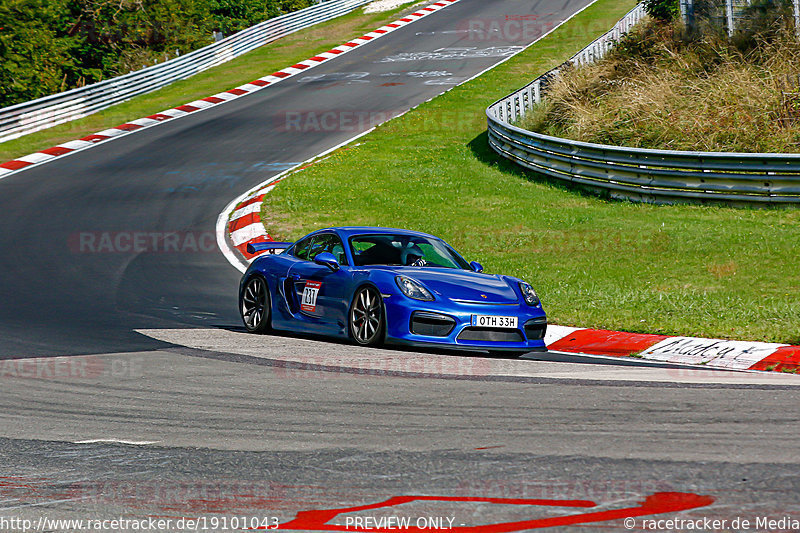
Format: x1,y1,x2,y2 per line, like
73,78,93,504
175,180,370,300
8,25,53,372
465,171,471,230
643,0,680,22
518,17,800,153
0,0,314,108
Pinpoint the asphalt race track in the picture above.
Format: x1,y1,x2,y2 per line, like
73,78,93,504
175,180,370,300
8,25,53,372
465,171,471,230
0,0,799,530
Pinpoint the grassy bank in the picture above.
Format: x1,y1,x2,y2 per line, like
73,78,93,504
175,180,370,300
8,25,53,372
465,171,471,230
0,2,420,163
260,0,800,343
519,15,800,152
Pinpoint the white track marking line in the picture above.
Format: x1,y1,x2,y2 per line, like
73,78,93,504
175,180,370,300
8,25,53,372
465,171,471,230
544,325,583,346
58,140,94,150
230,223,268,246
94,128,127,137
230,202,263,221
16,153,54,164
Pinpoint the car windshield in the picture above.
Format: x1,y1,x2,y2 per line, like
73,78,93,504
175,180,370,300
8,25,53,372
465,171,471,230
349,234,469,269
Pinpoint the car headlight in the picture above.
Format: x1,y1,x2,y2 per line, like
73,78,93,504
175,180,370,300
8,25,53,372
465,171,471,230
518,281,540,306
396,276,434,301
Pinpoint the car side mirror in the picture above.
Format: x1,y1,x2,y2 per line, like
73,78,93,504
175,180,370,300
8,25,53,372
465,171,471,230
470,261,483,273
314,252,340,271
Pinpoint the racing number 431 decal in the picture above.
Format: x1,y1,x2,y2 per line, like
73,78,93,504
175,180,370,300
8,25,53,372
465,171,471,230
301,281,322,313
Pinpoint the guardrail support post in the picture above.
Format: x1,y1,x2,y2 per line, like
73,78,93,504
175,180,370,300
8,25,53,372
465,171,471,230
726,0,736,36
680,0,695,30
795,0,800,37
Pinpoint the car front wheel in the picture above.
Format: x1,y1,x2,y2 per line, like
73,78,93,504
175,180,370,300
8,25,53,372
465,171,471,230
349,286,384,346
241,276,271,333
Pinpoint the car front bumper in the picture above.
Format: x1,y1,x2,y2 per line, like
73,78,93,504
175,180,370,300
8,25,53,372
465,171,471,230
382,294,547,352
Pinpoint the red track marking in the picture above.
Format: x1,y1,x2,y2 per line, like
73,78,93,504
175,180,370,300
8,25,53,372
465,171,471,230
229,216,257,233
202,96,226,103
386,23,401,28
116,123,143,131
80,135,110,143
342,42,359,47
0,160,32,171
249,80,270,87
374,29,388,34
235,194,266,211
175,105,200,112
40,146,74,156
147,113,174,120
309,56,327,61
548,329,668,357
272,72,291,78
359,35,374,40
326,49,344,54
290,64,310,70
749,345,800,372
268,493,714,532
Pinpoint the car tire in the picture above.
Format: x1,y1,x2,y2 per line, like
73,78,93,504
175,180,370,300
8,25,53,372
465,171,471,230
240,275,271,333
349,285,385,346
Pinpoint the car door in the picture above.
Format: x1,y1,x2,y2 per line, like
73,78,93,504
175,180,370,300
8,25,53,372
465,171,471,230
287,233,350,329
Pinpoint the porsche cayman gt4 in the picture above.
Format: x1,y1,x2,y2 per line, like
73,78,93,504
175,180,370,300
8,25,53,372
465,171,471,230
239,227,547,354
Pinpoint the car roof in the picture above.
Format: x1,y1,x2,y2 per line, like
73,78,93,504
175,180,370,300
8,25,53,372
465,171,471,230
309,226,439,240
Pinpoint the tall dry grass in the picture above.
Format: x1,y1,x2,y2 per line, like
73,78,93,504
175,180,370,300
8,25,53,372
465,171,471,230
519,14,800,152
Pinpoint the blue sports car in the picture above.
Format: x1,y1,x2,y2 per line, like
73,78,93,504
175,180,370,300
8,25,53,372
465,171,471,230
239,227,547,355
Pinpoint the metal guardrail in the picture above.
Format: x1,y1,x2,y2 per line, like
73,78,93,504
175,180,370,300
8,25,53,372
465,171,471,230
0,0,373,144
486,4,800,205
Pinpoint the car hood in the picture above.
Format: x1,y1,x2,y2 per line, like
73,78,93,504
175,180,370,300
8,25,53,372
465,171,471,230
387,267,520,304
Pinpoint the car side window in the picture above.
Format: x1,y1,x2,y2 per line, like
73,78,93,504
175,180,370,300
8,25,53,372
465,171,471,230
311,234,348,265
293,237,313,261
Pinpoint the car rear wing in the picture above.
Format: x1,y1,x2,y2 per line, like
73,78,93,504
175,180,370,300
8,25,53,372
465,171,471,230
246,241,292,255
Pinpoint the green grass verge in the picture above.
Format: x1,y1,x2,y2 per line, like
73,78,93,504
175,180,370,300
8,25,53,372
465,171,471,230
0,2,421,163
260,0,800,344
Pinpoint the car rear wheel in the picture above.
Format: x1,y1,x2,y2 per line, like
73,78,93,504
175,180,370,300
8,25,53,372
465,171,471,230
241,276,271,333
349,286,384,346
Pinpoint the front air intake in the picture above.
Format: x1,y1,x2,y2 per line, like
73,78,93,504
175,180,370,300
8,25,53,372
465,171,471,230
457,328,524,343
410,312,456,337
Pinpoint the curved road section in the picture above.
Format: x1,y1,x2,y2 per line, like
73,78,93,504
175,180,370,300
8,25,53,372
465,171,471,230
0,0,586,358
1,0,799,529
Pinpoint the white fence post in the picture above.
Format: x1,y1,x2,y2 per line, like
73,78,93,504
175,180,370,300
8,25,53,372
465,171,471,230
795,0,800,37
680,0,695,29
726,0,735,36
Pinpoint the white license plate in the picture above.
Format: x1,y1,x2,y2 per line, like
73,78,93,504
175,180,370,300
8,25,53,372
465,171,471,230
471,315,518,329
